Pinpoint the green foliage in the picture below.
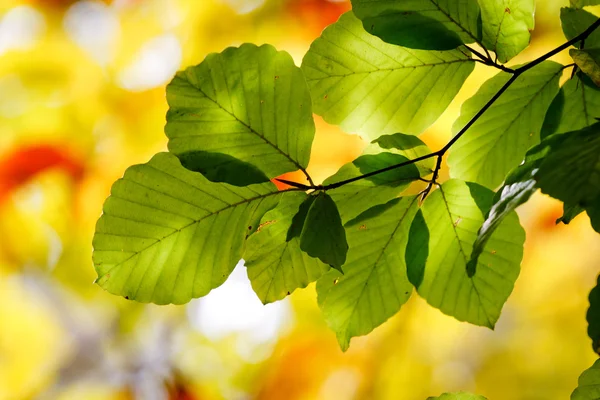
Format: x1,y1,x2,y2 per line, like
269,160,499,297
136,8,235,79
561,8,600,49
406,180,524,328
571,48,600,86
317,196,419,350
92,5,600,391
165,43,315,186
245,193,329,304
542,73,600,139
301,12,474,139
428,393,487,400
572,359,600,399
92,153,282,304
299,192,348,270
350,0,481,51
479,0,535,63
588,275,600,354
448,61,562,188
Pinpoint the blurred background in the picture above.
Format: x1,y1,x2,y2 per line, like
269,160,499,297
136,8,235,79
1,0,600,399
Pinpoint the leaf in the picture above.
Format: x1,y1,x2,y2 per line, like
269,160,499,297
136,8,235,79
350,0,482,50
244,192,329,304
323,133,432,223
571,359,600,400
588,204,600,233
316,196,419,350
541,72,600,139
570,0,600,7
406,180,525,328
537,123,600,206
165,43,315,186
448,61,563,189
286,194,317,241
588,275,600,354
467,133,568,271
571,48,600,87
300,192,348,270
479,0,535,63
428,393,488,400
558,203,585,225
92,152,282,305
301,12,475,139
561,8,600,49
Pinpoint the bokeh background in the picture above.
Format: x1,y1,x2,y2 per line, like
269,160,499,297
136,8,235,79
1,1,600,399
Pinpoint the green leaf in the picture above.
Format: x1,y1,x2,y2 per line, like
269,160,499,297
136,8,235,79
428,393,488,400
468,133,568,271
571,359,600,399
316,196,419,350
558,203,585,225
588,204,600,233
350,0,482,50
406,180,524,328
561,8,600,49
542,73,600,139
448,61,563,189
165,43,315,186
537,123,600,206
244,192,329,304
323,133,432,223
92,153,282,305
570,0,600,7
479,0,535,63
571,48,600,87
301,12,475,139
588,275,600,354
300,192,348,270
286,194,316,241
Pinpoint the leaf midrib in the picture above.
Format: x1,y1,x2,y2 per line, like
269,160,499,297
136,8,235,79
95,189,283,280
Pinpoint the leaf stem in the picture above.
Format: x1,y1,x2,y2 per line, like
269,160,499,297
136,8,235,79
287,17,600,194
465,45,514,73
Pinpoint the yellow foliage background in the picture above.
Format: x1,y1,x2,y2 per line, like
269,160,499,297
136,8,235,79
0,1,599,399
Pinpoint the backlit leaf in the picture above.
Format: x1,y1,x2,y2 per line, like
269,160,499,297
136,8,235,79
317,196,419,350
479,0,535,63
587,275,600,354
351,0,482,50
301,12,475,139
561,8,600,49
166,44,315,186
571,359,600,399
244,192,329,304
571,48,600,87
448,61,562,188
92,153,282,305
406,180,524,328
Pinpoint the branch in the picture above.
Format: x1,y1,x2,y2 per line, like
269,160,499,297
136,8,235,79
291,18,600,193
465,45,515,74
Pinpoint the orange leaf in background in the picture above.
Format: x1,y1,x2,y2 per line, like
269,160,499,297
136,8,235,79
0,144,85,203
287,0,350,35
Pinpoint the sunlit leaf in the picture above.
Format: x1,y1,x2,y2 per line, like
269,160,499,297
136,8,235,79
571,359,600,399
479,0,535,63
300,192,348,270
571,48,600,87
301,12,475,139
541,73,600,139
406,180,524,328
468,133,567,272
92,152,282,304
571,0,600,6
448,61,562,189
561,7,600,49
324,133,431,223
244,192,329,304
317,196,419,350
166,43,315,186
351,0,481,50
